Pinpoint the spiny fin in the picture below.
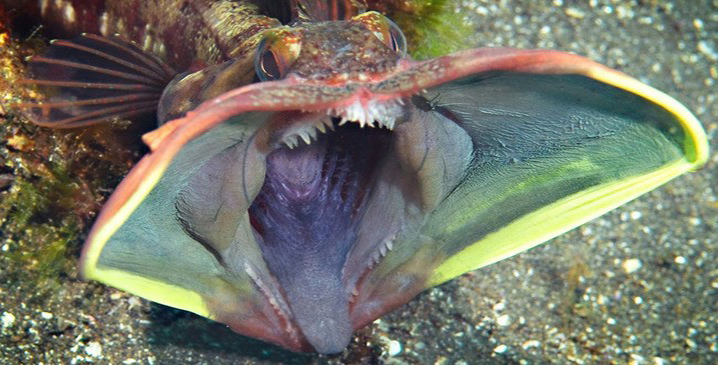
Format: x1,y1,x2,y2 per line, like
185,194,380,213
18,34,175,128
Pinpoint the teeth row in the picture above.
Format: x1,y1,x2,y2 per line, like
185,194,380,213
245,263,299,341
368,236,396,270
282,98,405,148
245,265,279,313
346,235,397,302
328,98,404,130
335,114,395,129
282,117,334,149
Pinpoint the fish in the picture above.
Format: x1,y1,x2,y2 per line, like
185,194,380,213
15,0,709,354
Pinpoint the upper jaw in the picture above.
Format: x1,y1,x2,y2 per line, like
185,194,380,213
267,97,407,150
330,97,405,129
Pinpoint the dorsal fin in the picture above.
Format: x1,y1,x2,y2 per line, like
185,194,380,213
18,34,175,128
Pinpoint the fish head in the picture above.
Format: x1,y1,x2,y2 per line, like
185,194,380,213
256,11,406,85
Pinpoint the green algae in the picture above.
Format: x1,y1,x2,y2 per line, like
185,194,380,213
370,0,473,60
0,29,138,293
1,153,80,286
0,120,79,290
0,121,135,291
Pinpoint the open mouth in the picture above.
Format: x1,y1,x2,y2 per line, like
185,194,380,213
249,119,393,258
249,118,395,284
170,95,470,352
246,117,395,352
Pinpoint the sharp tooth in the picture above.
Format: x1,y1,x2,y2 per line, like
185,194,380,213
339,117,349,126
380,244,387,257
286,135,298,149
317,123,326,133
386,240,393,250
300,132,311,145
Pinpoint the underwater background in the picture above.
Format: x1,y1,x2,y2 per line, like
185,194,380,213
0,0,716,364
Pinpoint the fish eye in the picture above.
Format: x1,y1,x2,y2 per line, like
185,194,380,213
353,12,407,57
255,38,285,81
255,39,281,81
385,18,407,57
254,31,302,82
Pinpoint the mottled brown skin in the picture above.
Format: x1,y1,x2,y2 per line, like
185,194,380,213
13,0,287,128
15,0,415,125
158,11,406,123
23,0,279,71
281,17,401,83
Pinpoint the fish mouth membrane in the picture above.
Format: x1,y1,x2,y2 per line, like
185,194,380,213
247,117,394,353
249,118,392,240
248,117,393,277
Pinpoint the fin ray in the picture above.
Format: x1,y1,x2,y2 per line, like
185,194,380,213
21,34,175,128
28,56,163,85
30,102,158,128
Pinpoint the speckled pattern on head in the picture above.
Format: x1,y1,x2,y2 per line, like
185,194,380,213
283,15,403,82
